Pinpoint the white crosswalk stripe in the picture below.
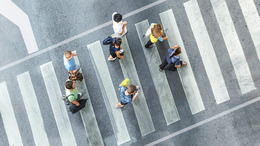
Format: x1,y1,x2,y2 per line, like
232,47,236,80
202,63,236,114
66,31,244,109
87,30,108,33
238,0,260,61
0,82,23,146
159,9,205,114
17,72,50,146
0,1,259,145
120,36,156,135
210,0,256,94
87,41,131,145
184,0,230,104
73,51,104,146
134,22,180,124
40,62,77,146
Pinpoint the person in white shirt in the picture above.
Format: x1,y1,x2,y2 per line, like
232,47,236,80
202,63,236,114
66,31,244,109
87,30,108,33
112,12,127,37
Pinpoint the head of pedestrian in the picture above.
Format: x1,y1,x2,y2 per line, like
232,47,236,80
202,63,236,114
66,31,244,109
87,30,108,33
114,13,122,23
65,80,76,90
170,47,182,58
65,51,73,61
151,24,164,38
127,85,137,95
114,38,122,47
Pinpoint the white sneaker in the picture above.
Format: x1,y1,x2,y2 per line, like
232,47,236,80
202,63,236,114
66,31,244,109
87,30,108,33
78,93,83,97
108,57,117,61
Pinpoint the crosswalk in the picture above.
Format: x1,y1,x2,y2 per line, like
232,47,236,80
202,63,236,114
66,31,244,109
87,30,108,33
0,0,259,145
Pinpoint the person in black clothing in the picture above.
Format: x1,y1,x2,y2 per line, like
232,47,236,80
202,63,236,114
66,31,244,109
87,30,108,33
159,45,187,71
108,37,123,61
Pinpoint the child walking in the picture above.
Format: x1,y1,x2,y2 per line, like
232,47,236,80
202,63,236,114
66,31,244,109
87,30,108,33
116,79,140,108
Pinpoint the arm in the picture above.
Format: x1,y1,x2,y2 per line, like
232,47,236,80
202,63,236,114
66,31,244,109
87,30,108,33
162,36,168,40
71,100,80,106
172,45,179,49
131,92,139,103
72,53,77,56
119,21,127,35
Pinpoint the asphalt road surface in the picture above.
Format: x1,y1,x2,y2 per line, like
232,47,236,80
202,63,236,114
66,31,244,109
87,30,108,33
0,0,260,146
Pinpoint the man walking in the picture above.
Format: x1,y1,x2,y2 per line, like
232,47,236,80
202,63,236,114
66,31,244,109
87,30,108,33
112,12,127,37
65,80,87,114
63,50,80,75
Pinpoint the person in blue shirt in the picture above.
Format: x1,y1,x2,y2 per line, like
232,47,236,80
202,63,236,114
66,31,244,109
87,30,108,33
159,45,187,71
116,84,140,108
63,51,80,74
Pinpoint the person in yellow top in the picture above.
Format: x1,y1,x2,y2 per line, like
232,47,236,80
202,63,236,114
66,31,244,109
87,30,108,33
144,23,168,48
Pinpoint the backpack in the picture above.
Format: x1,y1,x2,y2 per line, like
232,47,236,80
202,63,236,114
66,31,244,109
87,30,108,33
121,78,129,87
103,36,113,45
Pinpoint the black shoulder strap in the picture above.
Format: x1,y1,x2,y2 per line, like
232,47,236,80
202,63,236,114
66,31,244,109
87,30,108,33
66,94,74,99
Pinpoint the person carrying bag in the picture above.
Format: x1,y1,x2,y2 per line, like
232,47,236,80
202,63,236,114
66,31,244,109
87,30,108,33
159,45,187,71
107,37,124,61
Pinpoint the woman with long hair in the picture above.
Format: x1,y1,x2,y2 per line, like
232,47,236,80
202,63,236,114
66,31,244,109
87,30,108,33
144,23,168,48
159,45,187,71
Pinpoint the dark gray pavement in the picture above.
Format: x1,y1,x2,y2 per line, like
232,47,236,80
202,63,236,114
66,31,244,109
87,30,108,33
0,0,260,146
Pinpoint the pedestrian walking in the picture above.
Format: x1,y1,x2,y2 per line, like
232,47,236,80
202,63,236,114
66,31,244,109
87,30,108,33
116,79,140,108
108,37,124,61
63,51,80,74
65,80,87,114
159,45,187,71
112,12,127,37
144,23,168,48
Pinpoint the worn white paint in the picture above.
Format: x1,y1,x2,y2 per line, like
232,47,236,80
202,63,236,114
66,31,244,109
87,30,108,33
72,51,104,146
134,22,180,125
159,10,205,114
40,62,77,146
184,0,230,104
88,41,130,145
238,0,260,61
0,0,38,54
120,36,156,135
0,82,23,146
17,72,50,146
211,0,256,94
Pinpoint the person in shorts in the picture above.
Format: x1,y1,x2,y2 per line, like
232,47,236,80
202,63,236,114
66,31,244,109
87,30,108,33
108,37,123,61
116,84,140,108
112,12,127,37
63,50,80,74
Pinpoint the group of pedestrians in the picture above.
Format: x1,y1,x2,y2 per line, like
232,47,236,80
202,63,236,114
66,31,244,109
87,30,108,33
108,12,187,71
62,12,188,113
63,50,87,114
107,12,187,108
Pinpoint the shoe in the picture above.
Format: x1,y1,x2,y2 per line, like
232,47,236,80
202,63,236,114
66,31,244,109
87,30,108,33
116,105,124,108
108,57,117,61
182,61,187,66
78,93,83,99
